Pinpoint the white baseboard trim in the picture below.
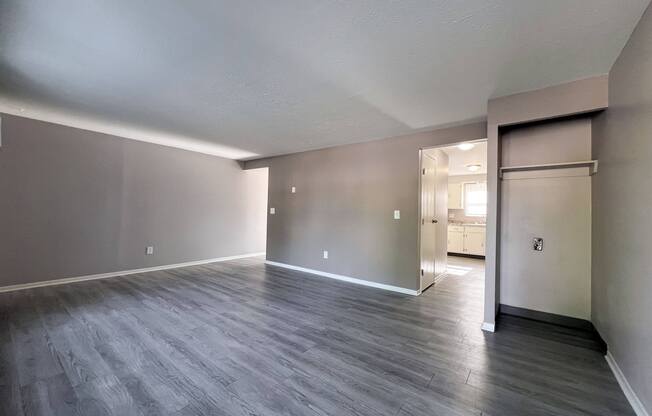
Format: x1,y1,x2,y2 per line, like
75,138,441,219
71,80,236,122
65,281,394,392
481,322,496,332
264,260,419,296
605,351,649,416
0,252,266,294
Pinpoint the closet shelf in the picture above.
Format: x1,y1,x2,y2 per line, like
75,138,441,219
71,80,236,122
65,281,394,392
499,160,598,178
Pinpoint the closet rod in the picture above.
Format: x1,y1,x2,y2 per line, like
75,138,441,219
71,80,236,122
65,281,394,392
499,160,598,178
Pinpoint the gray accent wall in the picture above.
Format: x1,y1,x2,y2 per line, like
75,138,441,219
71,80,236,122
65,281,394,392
245,123,486,291
0,115,268,287
500,117,593,320
592,3,652,411
485,75,608,327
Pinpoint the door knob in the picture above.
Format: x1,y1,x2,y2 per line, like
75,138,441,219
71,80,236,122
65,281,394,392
432,219,438,223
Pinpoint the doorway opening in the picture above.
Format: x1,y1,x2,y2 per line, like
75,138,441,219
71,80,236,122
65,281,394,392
418,139,488,294
243,167,269,256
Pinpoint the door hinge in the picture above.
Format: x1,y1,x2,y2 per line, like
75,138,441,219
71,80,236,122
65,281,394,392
420,269,424,276
422,168,426,175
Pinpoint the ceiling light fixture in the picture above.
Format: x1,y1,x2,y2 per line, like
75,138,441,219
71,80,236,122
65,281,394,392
466,163,482,172
457,142,475,151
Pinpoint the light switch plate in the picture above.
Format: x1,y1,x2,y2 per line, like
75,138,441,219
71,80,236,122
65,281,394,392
291,186,296,193
270,207,276,214
394,210,400,220
146,246,154,255
323,250,329,259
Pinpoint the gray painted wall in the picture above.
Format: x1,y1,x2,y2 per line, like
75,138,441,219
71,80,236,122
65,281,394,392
593,3,652,411
500,118,592,320
485,75,608,327
245,123,486,291
501,118,592,166
0,115,268,287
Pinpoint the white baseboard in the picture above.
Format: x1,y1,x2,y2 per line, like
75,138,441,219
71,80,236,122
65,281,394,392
0,252,266,293
434,272,448,285
264,260,419,296
605,351,649,416
481,322,496,332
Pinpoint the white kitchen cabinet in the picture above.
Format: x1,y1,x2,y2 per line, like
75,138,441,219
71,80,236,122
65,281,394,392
464,226,486,255
448,224,485,256
447,226,464,253
448,182,463,209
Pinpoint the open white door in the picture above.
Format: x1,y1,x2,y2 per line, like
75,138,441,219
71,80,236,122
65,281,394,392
420,154,437,291
420,150,449,292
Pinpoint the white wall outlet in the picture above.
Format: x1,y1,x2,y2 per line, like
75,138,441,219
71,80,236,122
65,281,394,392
270,207,276,214
323,250,329,259
146,246,154,255
394,210,401,220
291,186,296,193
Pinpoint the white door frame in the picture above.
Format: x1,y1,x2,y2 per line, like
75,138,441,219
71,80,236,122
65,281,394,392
417,139,487,294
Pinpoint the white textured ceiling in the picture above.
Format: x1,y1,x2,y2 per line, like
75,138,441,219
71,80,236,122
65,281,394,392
0,1,649,159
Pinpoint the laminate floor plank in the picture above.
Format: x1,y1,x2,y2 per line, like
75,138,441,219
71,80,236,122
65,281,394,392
0,256,635,415
46,323,114,387
10,312,64,388
0,297,25,416
95,338,191,414
20,373,79,416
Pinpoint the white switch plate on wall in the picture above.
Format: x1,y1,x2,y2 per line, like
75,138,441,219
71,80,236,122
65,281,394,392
394,210,400,219
323,250,329,259
291,186,296,193
270,207,276,214
146,246,154,255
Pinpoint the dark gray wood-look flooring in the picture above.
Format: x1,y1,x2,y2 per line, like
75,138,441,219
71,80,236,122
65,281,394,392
0,256,634,416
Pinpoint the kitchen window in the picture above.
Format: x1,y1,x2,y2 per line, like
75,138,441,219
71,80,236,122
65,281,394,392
464,182,487,216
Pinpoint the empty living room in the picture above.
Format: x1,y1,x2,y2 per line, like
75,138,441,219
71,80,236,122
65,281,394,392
1,1,652,415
